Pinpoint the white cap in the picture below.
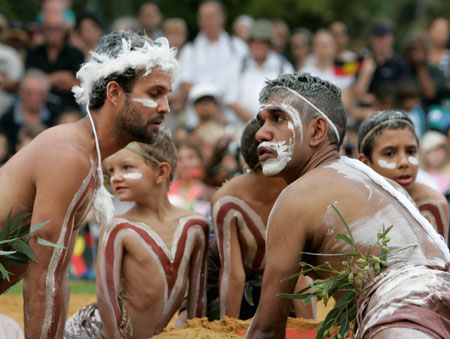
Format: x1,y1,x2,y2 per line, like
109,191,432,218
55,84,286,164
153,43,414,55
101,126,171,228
188,83,221,104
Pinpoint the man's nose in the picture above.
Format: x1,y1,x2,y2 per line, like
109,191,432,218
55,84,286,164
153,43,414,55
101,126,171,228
157,96,170,115
255,123,272,143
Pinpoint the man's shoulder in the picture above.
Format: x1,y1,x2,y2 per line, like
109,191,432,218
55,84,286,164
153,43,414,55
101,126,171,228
211,174,253,203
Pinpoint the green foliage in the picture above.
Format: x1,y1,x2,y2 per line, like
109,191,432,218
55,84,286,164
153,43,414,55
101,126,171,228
0,210,60,282
279,204,415,339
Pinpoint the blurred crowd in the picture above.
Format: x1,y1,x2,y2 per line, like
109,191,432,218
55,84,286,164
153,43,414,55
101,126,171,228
1,0,450,277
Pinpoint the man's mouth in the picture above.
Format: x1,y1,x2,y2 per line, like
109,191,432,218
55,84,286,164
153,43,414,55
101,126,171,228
257,146,277,162
148,115,165,127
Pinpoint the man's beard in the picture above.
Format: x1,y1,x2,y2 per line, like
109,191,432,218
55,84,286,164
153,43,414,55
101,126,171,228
114,97,163,145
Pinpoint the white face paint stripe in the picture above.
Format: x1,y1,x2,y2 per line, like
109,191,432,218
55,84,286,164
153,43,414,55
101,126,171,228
123,172,143,180
212,196,266,318
378,159,396,169
132,98,158,108
41,163,96,338
274,86,340,144
258,141,293,176
100,215,209,333
408,156,419,166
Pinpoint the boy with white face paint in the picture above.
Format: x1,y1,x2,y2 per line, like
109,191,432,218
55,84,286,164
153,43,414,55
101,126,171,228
0,30,178,338
247,73,450,339
65,130,210,338
358,110,449,243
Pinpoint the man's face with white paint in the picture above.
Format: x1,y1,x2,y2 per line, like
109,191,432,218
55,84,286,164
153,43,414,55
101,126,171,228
255,92,304,177
366,127,419,192
114,67,172,145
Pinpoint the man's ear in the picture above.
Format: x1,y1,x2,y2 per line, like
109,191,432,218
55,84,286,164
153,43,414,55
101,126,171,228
106,81,123,106
155,162,171,185
358,153,372,166
309,117,330,147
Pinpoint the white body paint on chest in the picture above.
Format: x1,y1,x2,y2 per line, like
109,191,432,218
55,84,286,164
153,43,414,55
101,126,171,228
132,98,157,108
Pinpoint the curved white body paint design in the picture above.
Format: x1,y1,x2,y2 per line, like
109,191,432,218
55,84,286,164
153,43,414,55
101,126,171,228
339,156,450,262
212,196,266,318
99,215,208,335
377,159,396,169
362,264,449,332
417,199,447,239
132,98,157,108
123,172,143,180
408,156,419,166
259,141,293,176
42,164,95,338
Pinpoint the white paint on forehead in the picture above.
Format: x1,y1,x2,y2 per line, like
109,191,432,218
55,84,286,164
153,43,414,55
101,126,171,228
132,98,157,108
378,159,396,169
123,172,143,180
258,141,292,176
408,156,419,166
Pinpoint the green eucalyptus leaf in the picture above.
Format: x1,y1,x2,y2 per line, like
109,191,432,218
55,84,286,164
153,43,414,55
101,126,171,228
9,213,31,233
37,237,65,249
0,262,11,282
30,220,51,234
11,239,36,262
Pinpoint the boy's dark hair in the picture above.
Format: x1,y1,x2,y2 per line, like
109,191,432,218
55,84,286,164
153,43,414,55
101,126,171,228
358,110,418,160
240,119,261,171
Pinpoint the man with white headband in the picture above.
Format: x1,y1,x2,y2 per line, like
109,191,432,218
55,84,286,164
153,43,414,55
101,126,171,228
0,30,178,338
247,73,450,338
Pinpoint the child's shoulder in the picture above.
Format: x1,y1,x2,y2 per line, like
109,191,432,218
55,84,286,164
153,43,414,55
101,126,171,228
174,208,210,225
411,182,448,205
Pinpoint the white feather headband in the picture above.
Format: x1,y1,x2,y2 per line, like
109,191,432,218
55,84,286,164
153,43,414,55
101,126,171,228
72,36,179,105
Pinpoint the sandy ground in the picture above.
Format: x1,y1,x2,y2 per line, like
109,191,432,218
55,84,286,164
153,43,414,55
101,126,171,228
0,294,334,337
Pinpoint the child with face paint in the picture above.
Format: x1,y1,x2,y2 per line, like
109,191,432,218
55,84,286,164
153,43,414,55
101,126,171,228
65,130,210,338
358,110,449,242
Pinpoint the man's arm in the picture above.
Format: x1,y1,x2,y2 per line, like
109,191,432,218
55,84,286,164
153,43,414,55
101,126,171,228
247,187,307,338
96,224,127,338
24,150,93,338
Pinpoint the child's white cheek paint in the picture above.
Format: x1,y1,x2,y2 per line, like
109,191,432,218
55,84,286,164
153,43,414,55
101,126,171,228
123,172,143,180
408,156,419,166
132,98,157,108
378,159,396,169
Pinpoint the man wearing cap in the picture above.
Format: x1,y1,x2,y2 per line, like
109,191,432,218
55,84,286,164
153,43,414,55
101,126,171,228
354,19,411,105
0,30,178,338
225,19,294,127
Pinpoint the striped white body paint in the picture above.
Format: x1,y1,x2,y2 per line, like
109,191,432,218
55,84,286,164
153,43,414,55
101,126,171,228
122,172,143,180
41,163,96,338
132,98,157,108
212,196,266,318
417,199,447,239
98,215,209,336
378,159,396,169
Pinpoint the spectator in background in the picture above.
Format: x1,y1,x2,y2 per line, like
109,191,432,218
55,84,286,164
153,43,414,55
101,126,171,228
428,17,450,86
0,69,58,151
271,18,290,57
15,122,46,152
26,9,84,112
55,109,82,125
0,13,24,116
110,16,140,32
137,1,164,40
169,139,213,218
232,14,254,43
302,29,353,89
403,30,448,111
2,19,30,63
329,20,357,63
353,20,410,106
289,27,312,72
396,80,427,139
420,130,450,195
225,19,294,131
163,17,189,130
71,13,103,60
177,0,246,128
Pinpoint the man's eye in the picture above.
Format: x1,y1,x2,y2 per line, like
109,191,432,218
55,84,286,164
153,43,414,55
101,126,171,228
124,165,132,170
274,114,284,122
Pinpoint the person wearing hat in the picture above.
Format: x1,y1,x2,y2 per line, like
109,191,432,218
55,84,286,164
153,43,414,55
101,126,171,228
0,13,24,116
354,19,411,106
225,19,294,128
